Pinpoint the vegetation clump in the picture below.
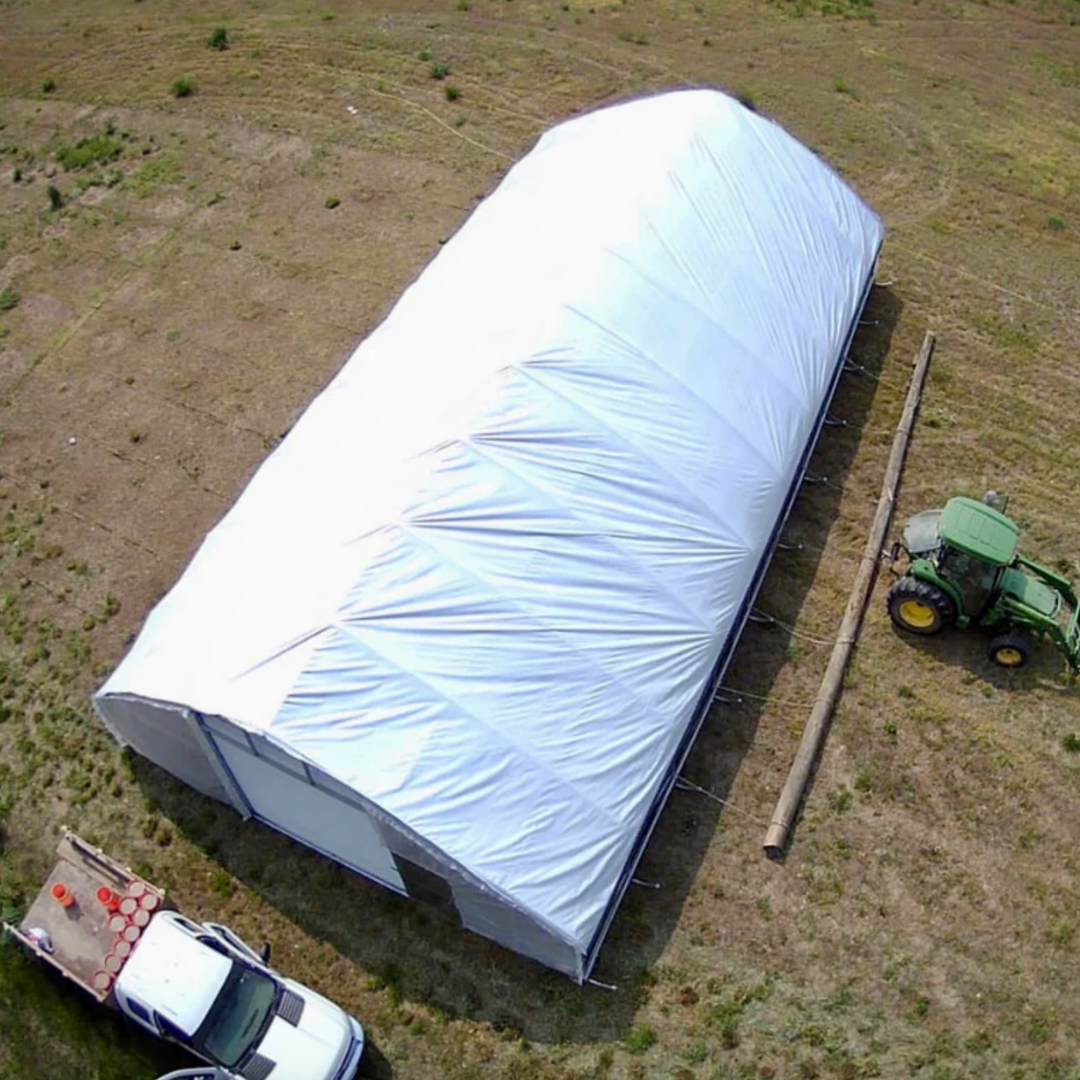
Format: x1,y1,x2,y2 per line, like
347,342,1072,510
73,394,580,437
57,133,122,171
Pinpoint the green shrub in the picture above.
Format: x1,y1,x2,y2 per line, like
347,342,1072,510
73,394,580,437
324,196,341,209
42,78,56,94
429,62,451,79
46,185,62,211
1062,733,1080,753
1047,214,1065,232
0,287,19,313
208,26,229,50
827,786,853,814
718,1016,740,1048
625,1024,657,1054
445,83,461,101
57,133,122,171
418,50,432,60
209,869,234,896
171,76,194,98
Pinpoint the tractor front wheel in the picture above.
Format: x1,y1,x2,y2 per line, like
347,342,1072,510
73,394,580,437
886,577,956,636
988,630,1032,669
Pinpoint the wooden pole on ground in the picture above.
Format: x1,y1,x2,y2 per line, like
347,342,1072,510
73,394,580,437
763,329,936,859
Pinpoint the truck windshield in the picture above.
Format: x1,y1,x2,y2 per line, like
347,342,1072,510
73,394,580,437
192,961,278,1068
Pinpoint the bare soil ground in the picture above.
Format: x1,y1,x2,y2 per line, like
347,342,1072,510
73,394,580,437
2,0,1080,1077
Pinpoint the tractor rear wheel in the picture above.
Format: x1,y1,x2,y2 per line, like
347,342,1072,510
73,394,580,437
886,577,956,636
988,630,1032,669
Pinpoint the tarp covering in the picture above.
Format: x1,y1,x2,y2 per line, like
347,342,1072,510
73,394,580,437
96,88,883,976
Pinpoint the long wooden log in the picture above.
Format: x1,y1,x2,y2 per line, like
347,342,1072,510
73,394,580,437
763,329,936,858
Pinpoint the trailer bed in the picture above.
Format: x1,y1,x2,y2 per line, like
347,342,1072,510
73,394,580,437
3,830,167,1002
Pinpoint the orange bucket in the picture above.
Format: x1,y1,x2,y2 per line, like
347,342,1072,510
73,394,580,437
96,886,120,912
108,913,127,934
91,969,113,993
51,882,75,908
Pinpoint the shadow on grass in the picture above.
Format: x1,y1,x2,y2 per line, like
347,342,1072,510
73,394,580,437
359,1039,394,1080
0,935,184,1080
885,616,1077,696
134,286,902,1048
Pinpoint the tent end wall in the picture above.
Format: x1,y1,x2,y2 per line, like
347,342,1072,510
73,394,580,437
94,694,233,806
192,711,585,978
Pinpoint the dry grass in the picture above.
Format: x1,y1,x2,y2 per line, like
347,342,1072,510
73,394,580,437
2,0,1080,1077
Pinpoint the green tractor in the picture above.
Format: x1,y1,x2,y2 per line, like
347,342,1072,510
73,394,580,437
886,495,1080,672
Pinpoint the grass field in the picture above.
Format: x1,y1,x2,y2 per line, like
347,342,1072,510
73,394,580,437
2,0,1080,1077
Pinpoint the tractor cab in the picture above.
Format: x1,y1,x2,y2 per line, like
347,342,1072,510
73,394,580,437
934,497,1019,622
895,497,1017,626
887,495,1080,672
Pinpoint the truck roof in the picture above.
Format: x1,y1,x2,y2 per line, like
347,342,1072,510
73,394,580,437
116,912,231,1035
939,496,1019,567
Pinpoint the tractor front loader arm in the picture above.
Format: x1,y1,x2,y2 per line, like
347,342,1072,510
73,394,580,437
1006,557,1080,674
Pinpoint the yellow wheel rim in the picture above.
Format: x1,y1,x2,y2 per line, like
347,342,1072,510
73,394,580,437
995,646,1023,666
898,600,936,629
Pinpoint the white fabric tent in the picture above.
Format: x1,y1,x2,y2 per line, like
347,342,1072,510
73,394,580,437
96,89,883,980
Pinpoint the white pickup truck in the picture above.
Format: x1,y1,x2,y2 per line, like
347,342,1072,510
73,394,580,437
3,831,366,1080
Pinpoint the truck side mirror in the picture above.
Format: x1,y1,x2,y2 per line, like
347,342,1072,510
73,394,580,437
259,941,271,964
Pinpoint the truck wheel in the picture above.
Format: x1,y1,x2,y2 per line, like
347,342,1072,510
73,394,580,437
886,577,956,636
989,630,1031,668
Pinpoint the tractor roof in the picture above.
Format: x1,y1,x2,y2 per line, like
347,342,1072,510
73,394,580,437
939,497,1019,566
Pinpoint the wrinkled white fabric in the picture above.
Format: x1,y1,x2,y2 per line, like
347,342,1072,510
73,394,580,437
98,89,883,959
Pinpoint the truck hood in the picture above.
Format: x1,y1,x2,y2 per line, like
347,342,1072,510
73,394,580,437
250,983,354,1080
